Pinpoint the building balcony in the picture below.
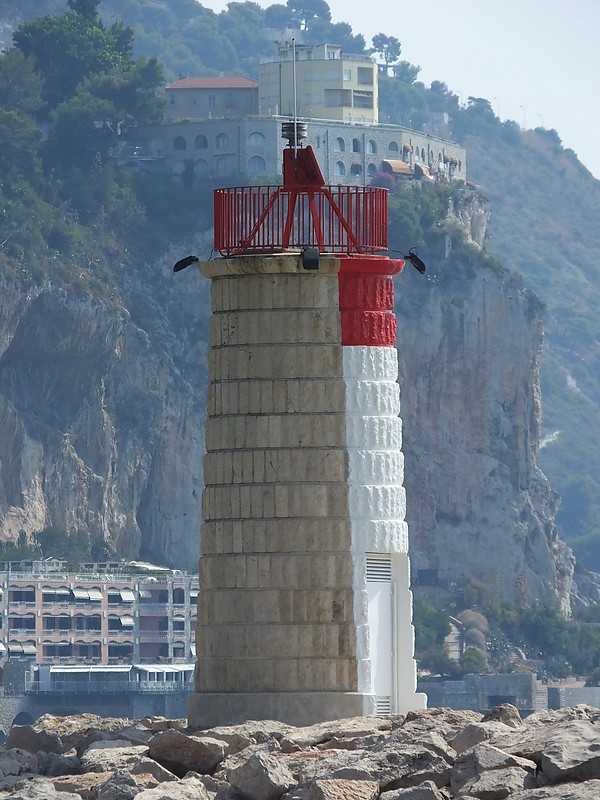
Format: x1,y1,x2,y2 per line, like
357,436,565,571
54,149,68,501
8,602,37,611
40,629,74,640
138,604,170,614
8,632,36,644
106,631,134,642
138,630,170,641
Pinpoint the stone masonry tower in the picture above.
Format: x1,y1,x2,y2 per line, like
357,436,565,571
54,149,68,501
187,123,426,727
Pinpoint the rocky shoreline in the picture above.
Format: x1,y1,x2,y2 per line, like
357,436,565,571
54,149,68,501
1,704,600,798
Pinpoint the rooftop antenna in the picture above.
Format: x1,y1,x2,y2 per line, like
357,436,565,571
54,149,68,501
292,37,298,164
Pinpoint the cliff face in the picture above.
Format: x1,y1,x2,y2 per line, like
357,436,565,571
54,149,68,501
0,248,209,570
396,194,574,613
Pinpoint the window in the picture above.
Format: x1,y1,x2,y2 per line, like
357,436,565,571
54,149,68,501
353,91,373,109
343,69,352,81
324,89,351,107
324,69,340,80
10,588,35,603
357,67,373,85
367,139,377,154
248,155,267,173
208,94,216,108
334,137,345,152
194,159,209,176
10,614,35,631
173,136,186,151
352,138,361,153
173,588,185,605
170,94,175,105
194,134,208,149
247,131,266,147
334,161,346,176
216,157,227,176
226,93,235,108
216,133,229,150
351,163,362,175
367,163,377,176
303,93,321,105
388,140,399,154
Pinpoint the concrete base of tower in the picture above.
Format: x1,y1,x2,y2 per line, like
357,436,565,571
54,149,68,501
187,690,427,729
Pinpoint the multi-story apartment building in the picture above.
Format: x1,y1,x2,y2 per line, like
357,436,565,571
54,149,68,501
258,42,378,124
0,560,198,665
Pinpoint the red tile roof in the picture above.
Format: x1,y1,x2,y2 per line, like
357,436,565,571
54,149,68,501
167,76,258,90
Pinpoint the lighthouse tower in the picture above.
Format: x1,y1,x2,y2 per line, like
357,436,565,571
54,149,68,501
187,122,426,728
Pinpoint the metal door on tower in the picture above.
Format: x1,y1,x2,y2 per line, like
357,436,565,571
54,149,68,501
366,555,393,714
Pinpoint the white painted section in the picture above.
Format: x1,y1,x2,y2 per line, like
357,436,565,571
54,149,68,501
345,381,401,416
343,345,425,714
347,450,404,485
345,416,402,450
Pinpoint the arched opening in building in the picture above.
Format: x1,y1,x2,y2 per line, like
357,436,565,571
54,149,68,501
248,131,266,147
248,155,267,174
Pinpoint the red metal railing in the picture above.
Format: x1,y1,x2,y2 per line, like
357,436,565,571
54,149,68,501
214,184,388,257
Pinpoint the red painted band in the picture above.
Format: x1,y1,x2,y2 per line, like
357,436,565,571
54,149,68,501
338,256,400,347
340,311,397,347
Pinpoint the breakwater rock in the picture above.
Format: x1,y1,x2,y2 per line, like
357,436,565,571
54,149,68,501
2,705,600,798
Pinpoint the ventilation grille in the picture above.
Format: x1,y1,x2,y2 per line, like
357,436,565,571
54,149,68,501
375,695,391,715
366,556,392,583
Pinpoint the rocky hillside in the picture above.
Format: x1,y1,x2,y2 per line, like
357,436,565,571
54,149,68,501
3,704,600,798
462,128,600,547
0,237,212,570
395,193,573,612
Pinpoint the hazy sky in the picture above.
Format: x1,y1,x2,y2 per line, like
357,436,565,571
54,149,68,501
199,0,600,179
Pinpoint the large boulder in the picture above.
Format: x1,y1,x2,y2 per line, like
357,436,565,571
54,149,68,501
6,725,63,755
538,719,600,784
79,740,149,774
227,752,295,800
147,729,228,776
450,743,536,794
